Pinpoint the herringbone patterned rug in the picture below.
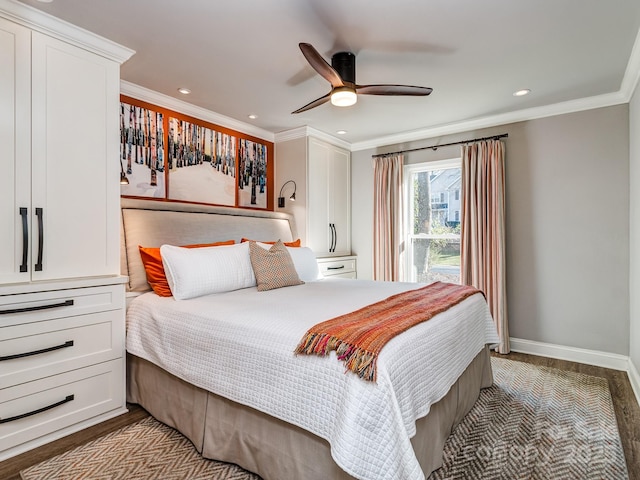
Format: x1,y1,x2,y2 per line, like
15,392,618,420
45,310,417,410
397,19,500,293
21,358,628,480
429,358,629,480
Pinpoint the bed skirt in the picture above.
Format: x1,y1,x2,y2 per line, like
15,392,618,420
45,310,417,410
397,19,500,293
127,346,493,480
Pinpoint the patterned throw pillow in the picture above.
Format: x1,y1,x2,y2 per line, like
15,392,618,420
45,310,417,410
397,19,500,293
248,240,304,291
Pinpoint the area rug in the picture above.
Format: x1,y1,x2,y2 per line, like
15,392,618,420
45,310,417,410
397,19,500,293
21,358,628,480
429,358,629,480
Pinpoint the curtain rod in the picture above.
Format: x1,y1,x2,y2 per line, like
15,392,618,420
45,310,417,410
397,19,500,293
371,133,508,158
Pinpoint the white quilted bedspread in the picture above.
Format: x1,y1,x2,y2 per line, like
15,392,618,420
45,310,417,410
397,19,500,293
126,279,499,480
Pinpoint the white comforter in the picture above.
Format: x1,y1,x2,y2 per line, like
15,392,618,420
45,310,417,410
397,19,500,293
126,279,499,480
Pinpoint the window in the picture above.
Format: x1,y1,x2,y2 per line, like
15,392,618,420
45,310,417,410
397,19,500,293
404,158,461,284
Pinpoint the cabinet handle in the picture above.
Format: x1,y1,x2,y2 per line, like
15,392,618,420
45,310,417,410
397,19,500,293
0,299,74,315
0,340,74,362
327,265,345,270
0,395,75,424
333,224,338,253
35,207,43,271
329,223,336,253
20,207,28,273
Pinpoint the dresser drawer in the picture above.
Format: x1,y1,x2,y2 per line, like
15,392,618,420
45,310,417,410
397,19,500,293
317,257,357,277
0,358,124,454
0,284,124,327
0,310,124,388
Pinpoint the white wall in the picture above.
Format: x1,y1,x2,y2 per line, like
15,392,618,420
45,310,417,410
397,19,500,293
630,83,640,372
351,105,630,355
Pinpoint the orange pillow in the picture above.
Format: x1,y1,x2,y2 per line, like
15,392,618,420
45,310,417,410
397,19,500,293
240,238,301,247
139,240,235,297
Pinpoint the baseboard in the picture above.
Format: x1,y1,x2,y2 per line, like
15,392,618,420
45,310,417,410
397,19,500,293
628,358,640,408
509,337,630,371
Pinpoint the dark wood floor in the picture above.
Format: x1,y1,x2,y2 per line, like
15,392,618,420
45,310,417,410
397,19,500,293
1,352,638,480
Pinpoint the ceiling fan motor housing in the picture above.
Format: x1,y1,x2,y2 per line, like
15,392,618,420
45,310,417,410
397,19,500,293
332,51,356,84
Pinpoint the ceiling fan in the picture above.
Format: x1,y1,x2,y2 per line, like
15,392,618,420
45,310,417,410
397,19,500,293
292,43,433,114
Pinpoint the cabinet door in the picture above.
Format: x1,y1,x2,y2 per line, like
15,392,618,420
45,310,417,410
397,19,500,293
31,33,121,281
328,146,350,255
0,19,31,284
307,138,331,254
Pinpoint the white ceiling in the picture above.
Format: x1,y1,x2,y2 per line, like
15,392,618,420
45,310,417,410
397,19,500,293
16,0,640,148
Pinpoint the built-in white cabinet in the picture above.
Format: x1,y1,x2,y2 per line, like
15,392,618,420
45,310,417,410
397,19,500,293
0,1,133,461
0,16,122,285
275,133,351,258
0,17,31,285
307,137,351,256
0,281,127,461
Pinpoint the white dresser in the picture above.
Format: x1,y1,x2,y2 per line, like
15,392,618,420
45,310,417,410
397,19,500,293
0,0,133,461
0,278,127,460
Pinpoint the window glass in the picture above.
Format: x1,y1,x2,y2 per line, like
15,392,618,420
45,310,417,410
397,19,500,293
404,159,461,284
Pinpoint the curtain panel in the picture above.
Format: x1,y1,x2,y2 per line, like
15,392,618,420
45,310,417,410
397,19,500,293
373,154,404,281
460,140,509,353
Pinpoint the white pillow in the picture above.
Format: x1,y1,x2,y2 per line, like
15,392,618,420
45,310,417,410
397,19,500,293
256,243,322,282
161,242,256,300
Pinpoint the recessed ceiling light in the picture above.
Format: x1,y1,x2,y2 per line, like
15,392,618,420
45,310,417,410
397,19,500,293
177,87,191,95
336,130,347,135
513,89,531,97
248,114,258,119
36,0,53,3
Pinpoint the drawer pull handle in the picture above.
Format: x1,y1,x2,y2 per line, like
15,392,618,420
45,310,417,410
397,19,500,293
0,395,74,424
20,207,28,273
0,340,74,362
0,299,74,315
327,265,345,270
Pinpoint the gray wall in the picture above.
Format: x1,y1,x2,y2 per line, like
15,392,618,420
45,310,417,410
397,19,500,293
630,83,640,368
352,105,630,355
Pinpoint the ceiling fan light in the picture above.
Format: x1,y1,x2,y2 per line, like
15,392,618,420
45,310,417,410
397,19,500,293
331,87,357,107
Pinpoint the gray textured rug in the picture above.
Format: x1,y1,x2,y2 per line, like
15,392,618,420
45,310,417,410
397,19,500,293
429,358,629,479
21,358,628,480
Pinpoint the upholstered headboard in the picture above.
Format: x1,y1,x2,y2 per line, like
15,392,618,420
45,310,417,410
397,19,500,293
120,198,298,293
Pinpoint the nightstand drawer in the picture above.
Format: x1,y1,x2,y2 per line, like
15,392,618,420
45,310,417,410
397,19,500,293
0,284,124,328
317,257,357,277
0,358,124,454
0,310,124,388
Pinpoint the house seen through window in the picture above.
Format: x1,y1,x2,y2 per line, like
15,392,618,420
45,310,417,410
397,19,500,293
404,158,461,284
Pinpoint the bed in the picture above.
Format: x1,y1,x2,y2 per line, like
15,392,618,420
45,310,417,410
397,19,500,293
121,198,499,480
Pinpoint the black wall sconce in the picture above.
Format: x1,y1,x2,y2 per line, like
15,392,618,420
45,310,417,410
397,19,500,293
120,160,129,185
278,180,296,208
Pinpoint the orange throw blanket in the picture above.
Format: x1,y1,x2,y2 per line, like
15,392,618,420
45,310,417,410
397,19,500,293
294,281,482,382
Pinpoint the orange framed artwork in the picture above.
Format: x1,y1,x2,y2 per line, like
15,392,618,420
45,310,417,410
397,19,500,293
119,95,274,210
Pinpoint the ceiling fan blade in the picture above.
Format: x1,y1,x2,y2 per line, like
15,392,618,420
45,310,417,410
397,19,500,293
299,43,344,88
291,92,332,114
356,84,433,96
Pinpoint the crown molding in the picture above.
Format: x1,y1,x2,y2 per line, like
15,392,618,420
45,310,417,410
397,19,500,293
621,26,640,102
350,90,628,152
275,125,351,150
0,0,134,63
120,81,275,142
273,126,308,142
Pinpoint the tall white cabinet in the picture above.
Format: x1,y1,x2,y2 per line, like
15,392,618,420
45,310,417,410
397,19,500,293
0,1,134,461
276,132,353,266
307,137,351,256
